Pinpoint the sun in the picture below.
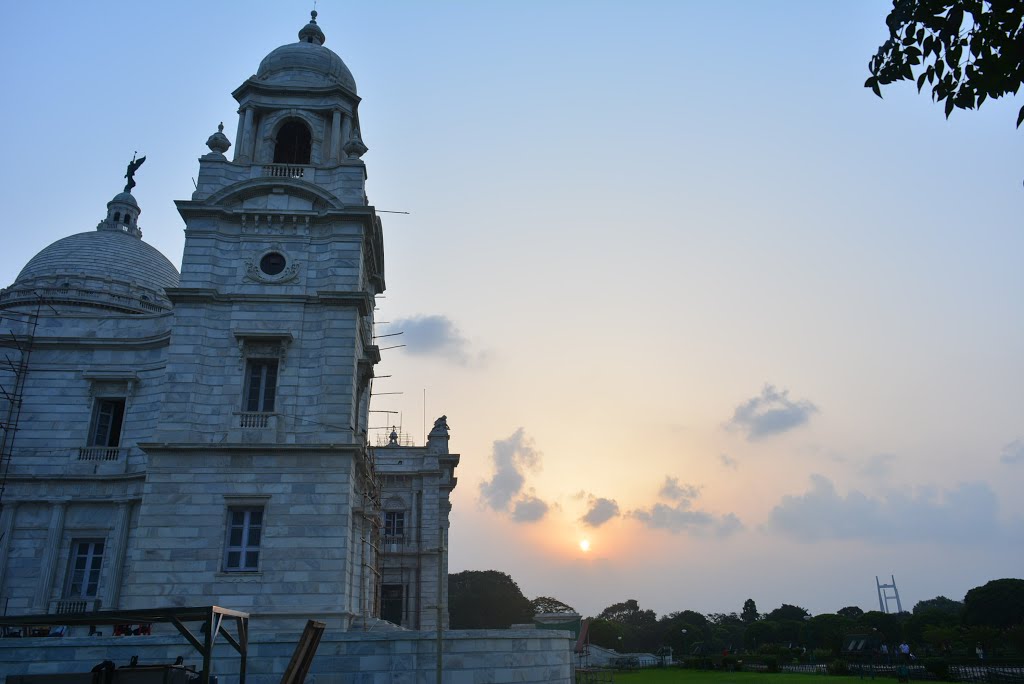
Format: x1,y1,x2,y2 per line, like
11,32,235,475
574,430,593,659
579,539,591,552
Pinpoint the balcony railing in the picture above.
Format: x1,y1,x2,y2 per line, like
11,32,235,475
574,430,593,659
53,598,101,614
78,447,124,461
261,164,310,179
239,412,273,429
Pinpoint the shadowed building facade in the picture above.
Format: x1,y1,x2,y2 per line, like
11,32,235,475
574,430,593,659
0,12,457,633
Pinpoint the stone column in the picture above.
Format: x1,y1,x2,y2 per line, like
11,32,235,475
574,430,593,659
330,110,342,163
0,501,19,595
102,501,133,610
233,109,245,162
340,114,352,158
241,107,256,161
34,501,67,611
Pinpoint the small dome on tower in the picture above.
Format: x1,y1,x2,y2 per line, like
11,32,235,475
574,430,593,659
256,12,356,92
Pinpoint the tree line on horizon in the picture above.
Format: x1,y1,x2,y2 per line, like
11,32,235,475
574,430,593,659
448,571,1024,659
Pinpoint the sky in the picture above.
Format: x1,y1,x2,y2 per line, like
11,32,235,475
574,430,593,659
1,1,1021,619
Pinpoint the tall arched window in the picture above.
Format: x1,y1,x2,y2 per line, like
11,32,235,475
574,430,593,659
273,121,312,165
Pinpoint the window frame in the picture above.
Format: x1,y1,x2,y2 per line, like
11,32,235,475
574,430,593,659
243,358,279,413
88,396,126,447
64,538,105,599
223,506,265,573
383,511,405,539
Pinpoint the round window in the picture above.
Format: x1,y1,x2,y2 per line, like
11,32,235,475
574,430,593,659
260,252,286,276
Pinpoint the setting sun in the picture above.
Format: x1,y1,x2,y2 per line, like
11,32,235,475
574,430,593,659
579,539,591,552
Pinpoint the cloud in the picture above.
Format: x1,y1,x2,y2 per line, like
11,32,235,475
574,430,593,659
719,453,738,469
727,384,817,440
389,314,479,365
659,477,701,501
769,474,1005,545
580,497,620,528
512,494,549,523
859,453,897,478
1001,439,1024,465
479,428,550,522
628,477,742,537
479,428,540,510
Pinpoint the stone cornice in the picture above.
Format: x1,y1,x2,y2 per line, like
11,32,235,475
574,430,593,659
138,442,363,454
0,331,171,351
166,288,373,312
232,78,361,103
3,474,146,484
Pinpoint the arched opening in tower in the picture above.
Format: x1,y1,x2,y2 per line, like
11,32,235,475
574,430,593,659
273,121,312,165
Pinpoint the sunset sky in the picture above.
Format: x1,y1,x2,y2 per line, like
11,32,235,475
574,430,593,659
2,1,1021,618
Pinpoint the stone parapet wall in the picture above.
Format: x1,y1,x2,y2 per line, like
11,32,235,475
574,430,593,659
0,628,574,684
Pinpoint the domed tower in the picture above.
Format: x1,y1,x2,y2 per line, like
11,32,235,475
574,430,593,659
122,13,388,627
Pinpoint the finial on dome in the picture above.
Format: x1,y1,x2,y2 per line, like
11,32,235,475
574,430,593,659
298,10,325,45
205,122,232,156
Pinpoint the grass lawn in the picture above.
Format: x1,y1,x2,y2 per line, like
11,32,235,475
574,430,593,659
612,670,837,684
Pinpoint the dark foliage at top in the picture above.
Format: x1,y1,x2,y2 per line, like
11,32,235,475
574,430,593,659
867,0,1024,127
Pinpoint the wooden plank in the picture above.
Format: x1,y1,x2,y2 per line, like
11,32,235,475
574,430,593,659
280,619,326,684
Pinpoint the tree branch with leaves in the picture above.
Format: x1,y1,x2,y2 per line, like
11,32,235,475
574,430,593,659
867,0,1024,126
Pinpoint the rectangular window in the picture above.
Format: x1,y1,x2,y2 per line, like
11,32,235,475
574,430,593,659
244,359,278,412
381,584,403,625
89,398,126,447
65,539,104,598
384,511,405,538
224,507,263,572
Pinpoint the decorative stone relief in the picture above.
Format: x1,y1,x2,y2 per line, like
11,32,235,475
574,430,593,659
244,248,300,284
234,334,292,370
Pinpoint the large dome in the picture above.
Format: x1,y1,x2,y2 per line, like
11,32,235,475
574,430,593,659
6,229,180,313
255,13,356,92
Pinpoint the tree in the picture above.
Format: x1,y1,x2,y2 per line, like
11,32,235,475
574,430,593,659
964,578,1024,628
742,598,760,623
588,618,625,650
745,620,780,649
766,604,811,622
803,614,853,654
866,0,1024,127
595,600,660,653
448,570,533,629
597,599,658,628
838,606,865,619
913,596,964,616
531,596,577,614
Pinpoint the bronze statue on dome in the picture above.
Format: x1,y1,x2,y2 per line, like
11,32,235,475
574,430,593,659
124,153,147,193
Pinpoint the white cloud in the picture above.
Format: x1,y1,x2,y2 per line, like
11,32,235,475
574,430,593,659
727,384,817,440
1000,439,1024,465
719,453,738,469
628,476,742,537
512,494,549,523
769,474,1006,545
858,453,897,478
389,314,480,365
479,428,550,523
580,497,620,528
659,476,701,501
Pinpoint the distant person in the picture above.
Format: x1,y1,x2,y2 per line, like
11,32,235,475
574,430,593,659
976,643,984,660
880,643,890,663
899,641,910,662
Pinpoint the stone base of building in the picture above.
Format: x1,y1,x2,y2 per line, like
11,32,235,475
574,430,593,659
0,628,574,683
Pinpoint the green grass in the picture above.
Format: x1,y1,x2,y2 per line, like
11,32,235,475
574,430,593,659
612,670,837,684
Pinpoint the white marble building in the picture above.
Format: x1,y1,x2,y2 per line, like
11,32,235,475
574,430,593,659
0,11,459,636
